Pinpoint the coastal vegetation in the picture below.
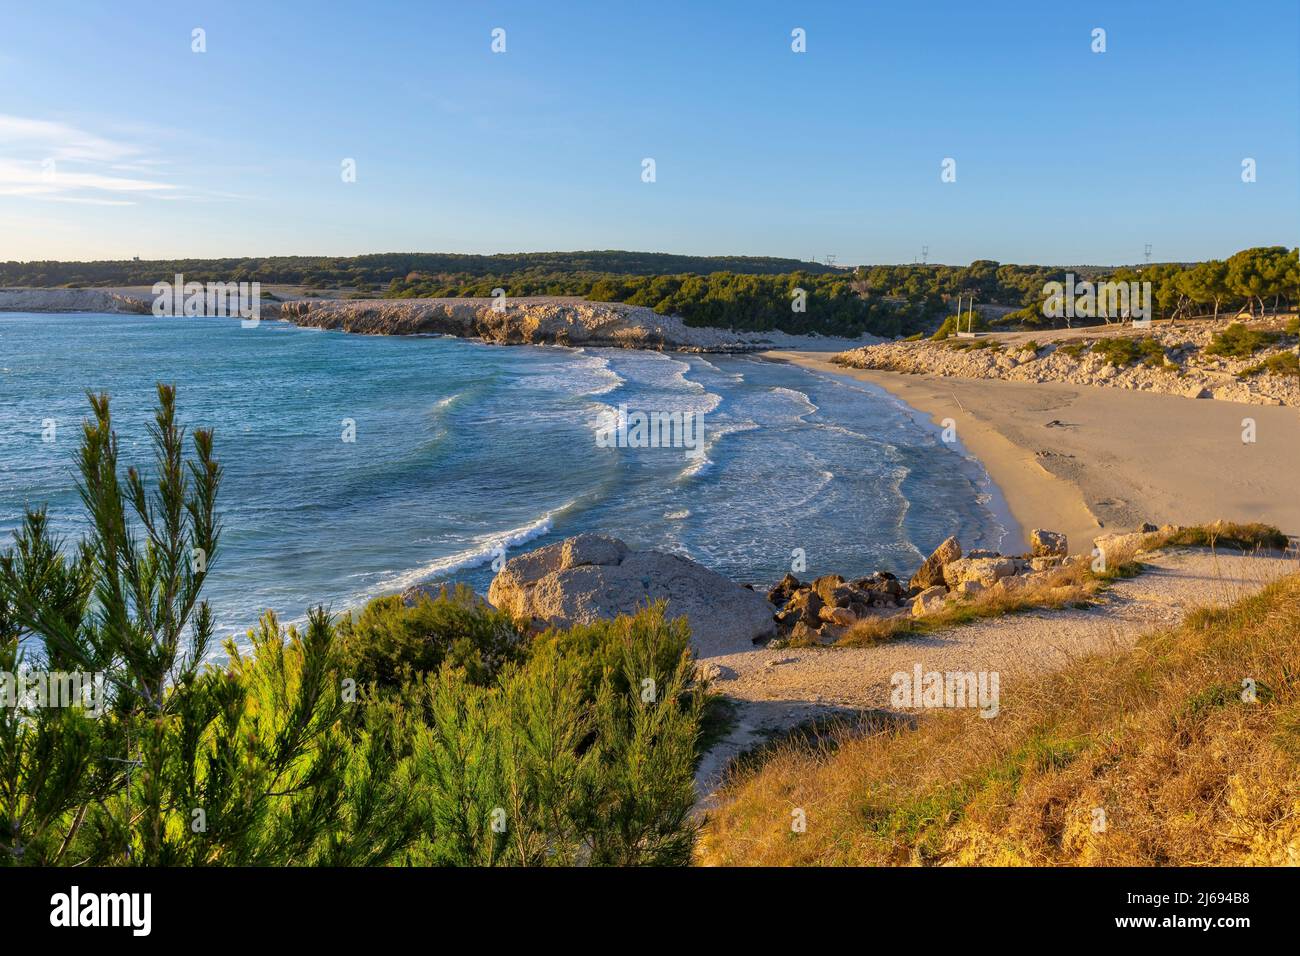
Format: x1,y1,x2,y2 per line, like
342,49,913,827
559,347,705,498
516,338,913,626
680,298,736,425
1089,336,1169,368
0,251,836,290
582,271,938,337
1241,352,1300,377
5,246,1293,338
701,564,1300,865
0,388,703,866
858,247,1299,321
1204,322,1281,358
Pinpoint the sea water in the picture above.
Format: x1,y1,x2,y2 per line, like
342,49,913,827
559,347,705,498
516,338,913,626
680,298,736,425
0,313,1009,648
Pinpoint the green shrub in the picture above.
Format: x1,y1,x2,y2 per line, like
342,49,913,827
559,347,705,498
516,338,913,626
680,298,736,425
335,586,525,688
407,603,702,866
0,387,416,865
1056,341,1090,359
1000,304,1051,328
930,311,991,340
1205,322,1279,358
590,272,939,337
1240,351,1300,377
1091,336,1168,367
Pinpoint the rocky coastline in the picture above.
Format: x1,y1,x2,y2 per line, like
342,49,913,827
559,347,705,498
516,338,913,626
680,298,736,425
433,526,1182,657
833,318,1300,406
0,288,873,354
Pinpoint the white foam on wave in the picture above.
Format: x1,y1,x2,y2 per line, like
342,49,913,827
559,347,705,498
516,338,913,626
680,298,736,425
365,500,576,596
814,421,873,443
598,350,724,417
579,350,726,444
689,355,745,385
517,348,624,397
676,418,760,480
569,348,625,396
771,385,818,419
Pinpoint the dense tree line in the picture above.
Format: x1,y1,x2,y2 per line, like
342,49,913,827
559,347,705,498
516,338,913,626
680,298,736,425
6,246,1294,335
989,247,1299,327
857,247,1299,323
584,271,943,337
853,260,1100,307
0,251,834,289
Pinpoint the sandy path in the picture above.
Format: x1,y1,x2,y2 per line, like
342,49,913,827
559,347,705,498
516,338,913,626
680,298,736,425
696,548,1298,800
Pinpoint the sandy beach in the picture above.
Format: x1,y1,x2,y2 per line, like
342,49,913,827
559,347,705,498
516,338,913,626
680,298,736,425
765,350,1300,552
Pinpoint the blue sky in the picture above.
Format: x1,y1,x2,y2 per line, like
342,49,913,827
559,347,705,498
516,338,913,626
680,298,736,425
1,0,1296,265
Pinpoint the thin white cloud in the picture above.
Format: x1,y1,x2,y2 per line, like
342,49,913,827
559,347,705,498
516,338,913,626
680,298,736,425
0,114,179,205
40,195,138,207
0,115,137,163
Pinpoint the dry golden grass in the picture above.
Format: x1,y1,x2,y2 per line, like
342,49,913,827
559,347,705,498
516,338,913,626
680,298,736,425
698,571,1300,866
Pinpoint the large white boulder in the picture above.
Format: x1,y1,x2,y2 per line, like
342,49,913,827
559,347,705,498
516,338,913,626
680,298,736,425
487,533,776,655
942,556,1018,589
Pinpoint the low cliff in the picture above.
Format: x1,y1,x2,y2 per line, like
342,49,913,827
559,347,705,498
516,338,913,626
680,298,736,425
281,296,802,352
0,288,151,313
2,288,876,353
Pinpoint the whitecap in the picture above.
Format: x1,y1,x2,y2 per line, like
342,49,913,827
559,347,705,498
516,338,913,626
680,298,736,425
365,501,576,596
771,386,819,418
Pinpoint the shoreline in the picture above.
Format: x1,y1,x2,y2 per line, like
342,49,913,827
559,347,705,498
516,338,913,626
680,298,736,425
8,304,1294,560
0,289,875,355
763,351,1300,552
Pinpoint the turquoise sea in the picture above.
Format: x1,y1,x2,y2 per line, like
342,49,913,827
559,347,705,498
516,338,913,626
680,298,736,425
0,313,1009,647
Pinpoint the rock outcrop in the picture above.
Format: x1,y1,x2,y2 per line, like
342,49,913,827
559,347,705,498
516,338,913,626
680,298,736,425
943,556,1018,589
1030,529,1069,557
0,288,150,314
833,319,1300,406
911,586,948,617
280,296,873,353
908,535,962,590
768,570,910,643
766,527,1083,635
487,533,776,655
3,288,881,353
